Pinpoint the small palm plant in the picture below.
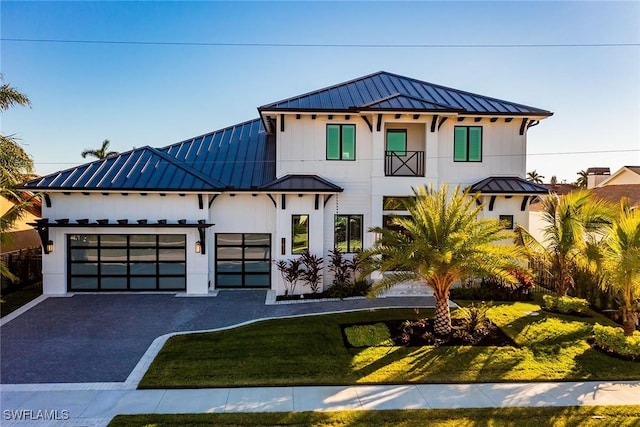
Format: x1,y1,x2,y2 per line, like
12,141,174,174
600,201,640,336
362,184,526,335
515,190,613,296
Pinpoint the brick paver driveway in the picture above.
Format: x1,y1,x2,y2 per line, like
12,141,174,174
1,291,435,384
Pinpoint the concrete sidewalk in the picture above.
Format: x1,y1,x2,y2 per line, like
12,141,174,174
2,381,640,426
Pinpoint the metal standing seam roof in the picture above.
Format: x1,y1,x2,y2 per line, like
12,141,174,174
260,174,344,192
259,71,553,116
469,176,550,194
23,146,225,191
159,118,276,190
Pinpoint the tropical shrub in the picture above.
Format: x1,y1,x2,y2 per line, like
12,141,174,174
593,324,640,361
300,250,323,293
274,258,303,296
324,279,371,299
542,294,589,314
457,302,492,333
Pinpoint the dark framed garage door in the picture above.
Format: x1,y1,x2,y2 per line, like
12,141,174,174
68,234,186,291
215,233,271,288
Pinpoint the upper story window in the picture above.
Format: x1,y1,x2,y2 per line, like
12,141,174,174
327,124,355,160
454,126,482,162
386,129,407,156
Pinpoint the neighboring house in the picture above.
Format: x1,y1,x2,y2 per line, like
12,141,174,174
528,165,640,244
591,165,640,208
0,192,42,255
22,71,552,295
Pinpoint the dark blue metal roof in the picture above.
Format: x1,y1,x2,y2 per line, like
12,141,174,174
23,146,225,191
159,118,275,190
469,176,550,194
260,174,343,192
259,71,552,116
24,119,276,191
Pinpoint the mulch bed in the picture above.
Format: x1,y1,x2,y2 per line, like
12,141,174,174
342,318,516,348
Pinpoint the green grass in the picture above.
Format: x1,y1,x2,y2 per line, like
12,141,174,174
0,286,41,318
344,322,393,347
139,303,640,389
109,406,640,426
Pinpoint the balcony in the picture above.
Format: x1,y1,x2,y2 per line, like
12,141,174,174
385,151,425,177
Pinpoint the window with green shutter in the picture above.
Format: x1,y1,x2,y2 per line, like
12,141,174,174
453,126,482,162
326,124,355,160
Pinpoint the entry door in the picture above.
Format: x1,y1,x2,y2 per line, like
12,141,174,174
215,233,271,288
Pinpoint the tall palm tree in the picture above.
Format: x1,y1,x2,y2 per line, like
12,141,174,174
363,185,526,335
600,202,640,336
515,190,613,296
81,139,118,159
527,170,545,184
0,80,34,281
575,170,588,188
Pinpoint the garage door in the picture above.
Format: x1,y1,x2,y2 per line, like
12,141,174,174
68,234,186,291
215,233,271,288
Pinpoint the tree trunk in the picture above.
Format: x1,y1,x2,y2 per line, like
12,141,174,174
434,296,452,335
622,306,638,336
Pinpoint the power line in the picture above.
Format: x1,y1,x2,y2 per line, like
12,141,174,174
2,38,639,49
31,148,639,166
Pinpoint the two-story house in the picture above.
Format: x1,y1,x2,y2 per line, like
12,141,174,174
23,71,552,296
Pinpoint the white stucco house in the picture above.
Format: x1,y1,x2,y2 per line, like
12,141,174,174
23,71,552,295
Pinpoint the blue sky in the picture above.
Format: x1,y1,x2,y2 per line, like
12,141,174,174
2,1,639,182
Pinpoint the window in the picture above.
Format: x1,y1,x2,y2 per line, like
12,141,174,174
386,129,407,156
454,126,482,162
499,215,514,230
68,234,186,291
335,215,363,253
382,196,415,211
326,124,355,160
292,215,309,254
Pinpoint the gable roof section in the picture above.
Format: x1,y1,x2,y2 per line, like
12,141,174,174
596,165,640,187
23,146,225,191
260,174,343,192
259,71,553,116
23,119,276,192
159,118,274,190
469,176,550,194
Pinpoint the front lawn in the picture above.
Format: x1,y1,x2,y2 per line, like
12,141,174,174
109,406,640,427
139,302,640,389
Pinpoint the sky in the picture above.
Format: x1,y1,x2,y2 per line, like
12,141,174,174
2,1,639,183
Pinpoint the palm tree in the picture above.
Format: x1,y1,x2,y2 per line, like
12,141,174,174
0,80,34,281
363,185,526,335
575,170,588,188
527,170,545,184
81,139,118,159
515,190,613,296
600,201,640,336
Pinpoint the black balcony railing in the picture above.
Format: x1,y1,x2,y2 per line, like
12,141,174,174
385,150,425,177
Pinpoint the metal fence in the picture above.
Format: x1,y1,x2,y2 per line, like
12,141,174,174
1,247,42,296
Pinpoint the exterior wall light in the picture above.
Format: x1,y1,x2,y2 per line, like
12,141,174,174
195,241,202,254
46,240,54,254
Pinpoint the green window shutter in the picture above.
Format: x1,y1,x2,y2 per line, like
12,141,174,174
468,127,482,161
341,125,355,160
454,127,468,161
386,131,407,155
327,125,340,160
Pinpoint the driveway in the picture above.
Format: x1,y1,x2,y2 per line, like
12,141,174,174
1,291,436,384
